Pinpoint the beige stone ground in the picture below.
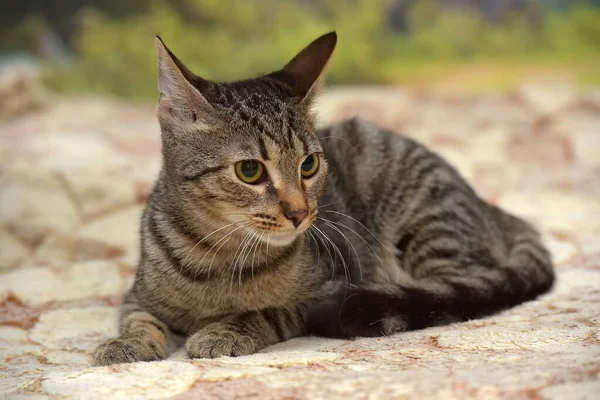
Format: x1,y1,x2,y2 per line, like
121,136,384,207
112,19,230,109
1,85,599,399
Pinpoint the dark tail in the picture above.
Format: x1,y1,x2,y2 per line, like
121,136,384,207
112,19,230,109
308,209,555,338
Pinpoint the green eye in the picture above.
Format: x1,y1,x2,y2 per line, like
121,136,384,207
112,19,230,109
301,154,319,178
235,160,265,184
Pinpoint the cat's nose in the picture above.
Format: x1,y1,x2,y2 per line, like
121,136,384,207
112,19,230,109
284,208,308,228
281,200,308,228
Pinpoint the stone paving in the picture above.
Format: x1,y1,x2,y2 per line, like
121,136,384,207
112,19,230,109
1,84,599,399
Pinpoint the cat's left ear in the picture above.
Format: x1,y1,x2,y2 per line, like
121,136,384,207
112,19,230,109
271,31,337,102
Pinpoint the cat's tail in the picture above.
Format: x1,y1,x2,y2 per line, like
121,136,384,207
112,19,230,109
307,209,555,338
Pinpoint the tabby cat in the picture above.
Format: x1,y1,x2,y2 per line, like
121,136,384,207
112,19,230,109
92,32,554,365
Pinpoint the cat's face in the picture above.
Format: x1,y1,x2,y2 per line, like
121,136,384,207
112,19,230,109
161,87,329,246
155,33,336,246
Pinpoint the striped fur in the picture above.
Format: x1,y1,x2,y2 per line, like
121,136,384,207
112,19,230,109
92,32,554,366
308,120,554,337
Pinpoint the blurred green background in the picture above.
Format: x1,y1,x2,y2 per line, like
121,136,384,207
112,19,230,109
2,0,599,99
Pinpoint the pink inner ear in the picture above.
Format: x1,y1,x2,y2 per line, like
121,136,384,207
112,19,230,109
158,69,177,98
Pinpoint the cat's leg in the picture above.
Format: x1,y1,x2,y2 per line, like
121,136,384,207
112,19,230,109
186,306,305,358
92,291,171,366
307,220,553,338
307,252,500,338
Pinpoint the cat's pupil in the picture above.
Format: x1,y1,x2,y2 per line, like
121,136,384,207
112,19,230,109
241,160,260,177
302,155,315,171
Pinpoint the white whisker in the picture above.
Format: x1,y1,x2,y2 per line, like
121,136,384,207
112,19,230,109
308,230,321,274
322,210,396,258
182,221,243,267
251,232,264,290
230,229,254,291
312,224,351,287
266,231,271,261
320,218,363,281
240,230,259,287
191,221,251,282
319,217,391,279
310,226,336,280
318,135,359,155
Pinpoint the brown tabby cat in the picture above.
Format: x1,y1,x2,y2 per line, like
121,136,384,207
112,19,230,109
92,32,554,365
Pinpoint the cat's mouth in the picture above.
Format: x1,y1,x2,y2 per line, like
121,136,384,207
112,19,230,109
234,213,317,247
255,217,315,247
243,212,315,247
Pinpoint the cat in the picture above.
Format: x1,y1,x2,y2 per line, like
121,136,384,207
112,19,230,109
92,32,554,365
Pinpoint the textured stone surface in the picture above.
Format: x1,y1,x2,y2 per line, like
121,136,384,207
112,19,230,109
76,205,144,267
0,168,79,246
1,87,599,399
0,228,30,271
0,261,125,305
0,65,48,121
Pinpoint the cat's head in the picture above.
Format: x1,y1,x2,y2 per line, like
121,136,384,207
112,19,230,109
155,32,337,246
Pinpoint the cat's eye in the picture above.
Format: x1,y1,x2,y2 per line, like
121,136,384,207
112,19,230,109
300,154,319,178
235,160,265,184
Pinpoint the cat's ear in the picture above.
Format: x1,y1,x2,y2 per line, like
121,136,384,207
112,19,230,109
273,31,337,102
155,36,212,114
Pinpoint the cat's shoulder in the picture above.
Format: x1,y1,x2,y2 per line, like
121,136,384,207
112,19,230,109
317,117,416,146
319,116,379,134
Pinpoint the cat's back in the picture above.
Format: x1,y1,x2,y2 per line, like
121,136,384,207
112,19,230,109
318,117,414,164
318,118,412,193
317,118,470,202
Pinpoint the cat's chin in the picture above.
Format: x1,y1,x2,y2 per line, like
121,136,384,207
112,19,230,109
263,231,298,247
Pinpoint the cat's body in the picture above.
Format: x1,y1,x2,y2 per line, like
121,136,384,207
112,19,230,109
93,32,554,365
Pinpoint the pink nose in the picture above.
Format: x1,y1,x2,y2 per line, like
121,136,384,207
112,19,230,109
284,208,308,228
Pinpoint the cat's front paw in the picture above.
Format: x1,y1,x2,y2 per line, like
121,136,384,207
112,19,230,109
92,337,167,366
380,315,409,335
186,327,258,359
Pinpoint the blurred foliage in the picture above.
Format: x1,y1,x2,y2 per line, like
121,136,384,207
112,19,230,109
9,0,599,98
42,0,391,98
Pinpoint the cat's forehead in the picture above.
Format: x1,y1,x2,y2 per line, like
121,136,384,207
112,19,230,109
205,79,315,152
208,79,291,115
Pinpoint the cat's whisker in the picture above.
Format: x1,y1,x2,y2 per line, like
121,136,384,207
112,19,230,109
308,230,321,274
206,224,256,280
319,218,364,281
237,229,259,287
197,222,250,264
194,223,249,280
182,220,245,268
207,236,232,280
310,226,336,280
336,220,388,268
230,229,254,291
317,201,340,210
322,226,353,286
229,233,247,292
312,224,351,287
318,135,359,155
319,217,389,278
239,231,255,268
321,210,398,259
251,232,264,290
240,230,260,287
266,231,271,262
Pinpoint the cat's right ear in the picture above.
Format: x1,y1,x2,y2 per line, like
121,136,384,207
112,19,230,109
155,36,213,118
